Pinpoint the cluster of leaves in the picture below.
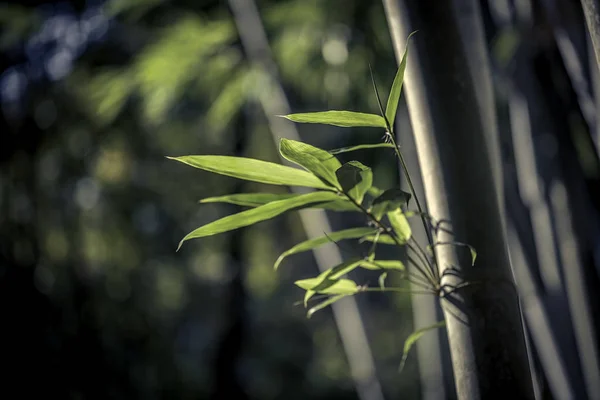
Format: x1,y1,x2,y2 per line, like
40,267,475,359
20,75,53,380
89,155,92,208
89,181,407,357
168,33,475,369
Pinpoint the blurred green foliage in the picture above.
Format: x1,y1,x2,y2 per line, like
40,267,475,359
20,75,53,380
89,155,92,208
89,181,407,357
1,0,418,398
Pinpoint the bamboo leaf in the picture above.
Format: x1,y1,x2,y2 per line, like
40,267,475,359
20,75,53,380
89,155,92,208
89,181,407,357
399,320,445,373
362,260,406,271
167,155,332,189
328,143,395,155
201,193,357,212
275,228,376,270
307,294,347,318
336,161,372,203
281,111,387,128
296,270,359,306
200,193,298,207
379,272,388,289
388,208,412,243
279,139,342,188
360,234,397,245
385,31,417,127
370,188,412,220
178,191,340,250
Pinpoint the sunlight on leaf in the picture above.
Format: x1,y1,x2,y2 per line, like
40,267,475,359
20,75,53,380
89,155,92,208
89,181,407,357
200,193,298,207
168,155,332,189
281,111,387,128
328,143,395,154
385,31,417,127
279,138,342,188
362,260,405,271
388,208,412,243
178,191,340,250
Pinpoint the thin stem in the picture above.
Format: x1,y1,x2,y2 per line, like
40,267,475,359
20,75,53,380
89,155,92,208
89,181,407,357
340,191,437,288
361,287,436,296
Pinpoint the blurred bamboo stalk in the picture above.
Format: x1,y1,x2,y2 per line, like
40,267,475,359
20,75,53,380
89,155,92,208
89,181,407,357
227,1,385,400
581,0,600,74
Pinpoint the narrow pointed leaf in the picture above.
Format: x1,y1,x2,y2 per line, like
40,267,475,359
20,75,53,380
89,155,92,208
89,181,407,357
328,143,395,155
336,161,372,203
200,193,298,207
178,191,339,250
295,277,358,295
201,193,357,212
385,31,417,127
399,320,445,373
274,228,376,270
370,188,412,220
167,155,331,189
307,294,347,318
279,139,342,188
360,234,397,245
362,260,405,271
388,208,412,243
378,272,388,290
281,111,387,128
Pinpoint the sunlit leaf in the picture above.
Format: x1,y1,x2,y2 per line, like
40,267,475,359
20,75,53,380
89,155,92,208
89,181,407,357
274,228,376,270
307,294,347,318
336,161,372,203
362,260,405,271
167,155,332,189
360,234,396,245
399,320,445,373
201,193,358,212
388,208,412,243
367,186,384,198
281,111,387,128
385,31,417,127
178,191,340,250
371,188,412,220
328,143,395,155
279,139,342,188
295,276,358,296
200,193,298,207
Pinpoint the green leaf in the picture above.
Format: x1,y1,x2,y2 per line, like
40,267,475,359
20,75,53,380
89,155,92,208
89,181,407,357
367,186,384,198
313,199,360,212
200,193,298,207
279,139,342,188
362,260,405,271
379,272,388,290
201,193,357,212
430,242,477,266
385,31,417,127
336,161,372,203
388,208,412,243
281,111,387,128
178,191,340,250
295,258,363,305
274,228,376,270
328,143,395,155
307,295,346,318
167,155,331,190
370,188,412,220
360,234,397,245
296,276,358,306
399,320,445,373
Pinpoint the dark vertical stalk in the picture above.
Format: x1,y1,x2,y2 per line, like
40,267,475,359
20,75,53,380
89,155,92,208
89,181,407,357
382,0,535,397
